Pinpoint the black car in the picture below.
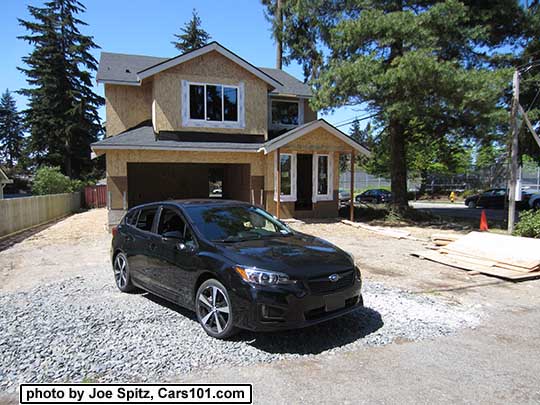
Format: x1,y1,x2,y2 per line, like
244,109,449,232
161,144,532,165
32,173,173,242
355,189,392,204
111,200,363,339
465,188,532,209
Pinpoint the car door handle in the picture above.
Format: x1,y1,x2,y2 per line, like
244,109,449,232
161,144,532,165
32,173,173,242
149,242,157,251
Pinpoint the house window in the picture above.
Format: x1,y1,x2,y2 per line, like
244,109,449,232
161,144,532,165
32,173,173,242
272,100,299,126
274,152,296,202
188,83,238,122
313,153,333,201
317,155,329,196
280,154,292,196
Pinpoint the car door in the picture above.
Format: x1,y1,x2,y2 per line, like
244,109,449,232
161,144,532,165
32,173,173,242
129,205,160,288
477,190,494,207
154,206,201,307
492,189,506,208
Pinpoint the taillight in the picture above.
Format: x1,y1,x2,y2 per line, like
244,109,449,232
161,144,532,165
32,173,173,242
112,226,118,237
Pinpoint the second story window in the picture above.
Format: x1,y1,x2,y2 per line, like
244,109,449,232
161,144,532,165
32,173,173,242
271,100,299,126
189,83,238,122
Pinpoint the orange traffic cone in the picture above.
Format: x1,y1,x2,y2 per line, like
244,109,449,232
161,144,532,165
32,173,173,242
479,209,489,231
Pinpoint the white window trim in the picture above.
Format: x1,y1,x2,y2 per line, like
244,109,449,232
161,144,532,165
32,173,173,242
270,99,304,129
181,80,245,129
274,152,297,202
312,153,333,202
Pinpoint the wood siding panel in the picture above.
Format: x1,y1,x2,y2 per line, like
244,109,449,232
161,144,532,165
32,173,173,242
105,82,152,137
153,51,268,135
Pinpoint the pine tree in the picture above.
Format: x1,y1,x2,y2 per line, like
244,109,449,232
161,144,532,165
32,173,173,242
18,0,103,179
270,0,525,210
0,90,25,168
171,9,211,53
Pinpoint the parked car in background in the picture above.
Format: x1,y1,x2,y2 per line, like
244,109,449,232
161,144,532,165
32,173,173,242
528,192,540,209
338,190,351,205
465,188,532,209
111,200,363,339
355,189,392,204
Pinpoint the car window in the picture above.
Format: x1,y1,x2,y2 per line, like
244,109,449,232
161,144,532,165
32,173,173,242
185,205,290,242
494,190,506,196
158,208,186,235
158,207,196,247
125,210,139,226
135,207,157,232
363,190,373,196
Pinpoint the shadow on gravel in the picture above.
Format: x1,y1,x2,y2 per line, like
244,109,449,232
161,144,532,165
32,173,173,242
239,307,383,355
142,293,198,321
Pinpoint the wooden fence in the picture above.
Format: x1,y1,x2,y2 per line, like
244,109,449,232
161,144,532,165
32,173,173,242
84,185,107,208
0,192,81,238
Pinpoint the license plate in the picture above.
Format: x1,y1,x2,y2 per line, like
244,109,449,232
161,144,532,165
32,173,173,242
325,295,345,312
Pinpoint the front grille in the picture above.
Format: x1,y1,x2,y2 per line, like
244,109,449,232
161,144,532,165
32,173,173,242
307,270,354,294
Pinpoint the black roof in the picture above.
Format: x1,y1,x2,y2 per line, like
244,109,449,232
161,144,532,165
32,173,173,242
97,51,312,97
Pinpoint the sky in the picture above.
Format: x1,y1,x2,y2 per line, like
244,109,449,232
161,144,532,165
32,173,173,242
0,0,364,134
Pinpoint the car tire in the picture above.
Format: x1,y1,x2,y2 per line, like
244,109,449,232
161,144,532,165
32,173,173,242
467,201,476,209
534,200,540,210
196,279,238,339
113,252,136,293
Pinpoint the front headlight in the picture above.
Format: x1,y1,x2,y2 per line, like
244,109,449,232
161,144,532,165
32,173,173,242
234,266,295,286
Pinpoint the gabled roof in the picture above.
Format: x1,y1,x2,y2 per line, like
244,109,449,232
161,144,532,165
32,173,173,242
259,67,312,98
96,43,312,97
259,119,371,156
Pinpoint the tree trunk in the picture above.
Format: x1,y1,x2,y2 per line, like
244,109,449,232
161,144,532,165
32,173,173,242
276,0,283,69
389,117,408,210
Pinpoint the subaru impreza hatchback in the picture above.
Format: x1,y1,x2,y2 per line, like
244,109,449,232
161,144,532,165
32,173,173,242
111,200,363,339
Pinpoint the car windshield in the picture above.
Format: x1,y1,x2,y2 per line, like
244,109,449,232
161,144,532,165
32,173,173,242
184,205,292,242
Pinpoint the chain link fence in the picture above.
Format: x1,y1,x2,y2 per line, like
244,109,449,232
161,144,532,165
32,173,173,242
340,163,540,196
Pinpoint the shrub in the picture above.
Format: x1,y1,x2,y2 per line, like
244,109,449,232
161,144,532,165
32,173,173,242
514,210,540,238
461,189,478,199
32,166,83,195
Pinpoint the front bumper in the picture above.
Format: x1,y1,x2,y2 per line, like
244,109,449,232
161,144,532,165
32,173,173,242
229,278,363,332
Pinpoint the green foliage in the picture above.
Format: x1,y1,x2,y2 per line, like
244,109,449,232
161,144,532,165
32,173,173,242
266,0,529,209
18,0,104,179
172,9,211,53
514,210,540,238
32,166,86,195
0,89,25,168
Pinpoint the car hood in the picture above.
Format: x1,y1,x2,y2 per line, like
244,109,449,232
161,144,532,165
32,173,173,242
215,233,355,279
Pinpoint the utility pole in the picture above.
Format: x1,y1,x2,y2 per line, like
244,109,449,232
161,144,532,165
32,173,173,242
508,70,520,234
276,0,283,69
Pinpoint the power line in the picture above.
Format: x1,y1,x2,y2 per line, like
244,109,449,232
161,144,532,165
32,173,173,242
334,113,379,128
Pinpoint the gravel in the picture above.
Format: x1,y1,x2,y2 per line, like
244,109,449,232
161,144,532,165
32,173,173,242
0,273,481,392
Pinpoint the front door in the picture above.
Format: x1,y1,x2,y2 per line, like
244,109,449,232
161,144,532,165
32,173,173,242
295,154,313,211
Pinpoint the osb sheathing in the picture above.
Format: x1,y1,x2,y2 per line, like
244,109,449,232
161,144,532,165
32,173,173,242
303,99,318,123
105,150,265,209
105,150,265,177
153,51,268,135
105,82,152,137
284,127,357,153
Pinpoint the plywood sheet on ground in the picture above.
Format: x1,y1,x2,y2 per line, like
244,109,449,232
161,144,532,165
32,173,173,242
442,231,540,270
412,250,540,281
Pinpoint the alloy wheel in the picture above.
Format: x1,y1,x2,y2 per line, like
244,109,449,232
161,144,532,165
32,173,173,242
197,285,231,335
114,254,128,289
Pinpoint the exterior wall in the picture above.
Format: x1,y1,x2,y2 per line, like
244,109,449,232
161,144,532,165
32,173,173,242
0,193,81,237
303,99,318,123
105,150,265,211
263,127,353,219
105,82,152,137
153,51,269,135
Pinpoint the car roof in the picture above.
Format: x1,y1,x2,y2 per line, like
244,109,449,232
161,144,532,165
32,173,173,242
129,199,251,211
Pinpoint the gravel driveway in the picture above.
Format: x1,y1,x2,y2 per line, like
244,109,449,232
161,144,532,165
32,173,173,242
0,210,481,393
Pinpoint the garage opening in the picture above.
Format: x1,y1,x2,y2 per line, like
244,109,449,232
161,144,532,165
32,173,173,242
127,163,251,207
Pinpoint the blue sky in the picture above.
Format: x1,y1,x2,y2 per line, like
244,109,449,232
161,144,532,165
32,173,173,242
0,0,363,133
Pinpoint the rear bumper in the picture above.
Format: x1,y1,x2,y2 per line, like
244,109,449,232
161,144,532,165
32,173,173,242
229,279,363,332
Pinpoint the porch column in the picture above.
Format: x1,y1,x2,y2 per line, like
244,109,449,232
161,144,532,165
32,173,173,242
276,148,281,218
350,150,355,221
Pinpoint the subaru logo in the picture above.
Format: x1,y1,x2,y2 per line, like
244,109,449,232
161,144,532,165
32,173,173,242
328,273,340,282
